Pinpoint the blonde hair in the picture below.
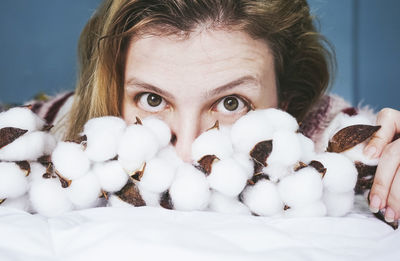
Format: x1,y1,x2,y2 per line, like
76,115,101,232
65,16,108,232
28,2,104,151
66,0,334,140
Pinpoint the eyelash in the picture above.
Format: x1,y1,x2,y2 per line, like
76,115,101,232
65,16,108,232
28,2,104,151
134,92,253,114
212,95,253,114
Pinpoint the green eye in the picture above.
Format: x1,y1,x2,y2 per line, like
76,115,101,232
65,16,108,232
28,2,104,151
147,93,162,107
138,92,167,113
223,97,239,111
215,95,248,115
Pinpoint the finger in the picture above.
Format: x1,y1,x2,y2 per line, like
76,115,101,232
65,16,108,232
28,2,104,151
364,108,400,159
385,166,400,222
369,138,400,212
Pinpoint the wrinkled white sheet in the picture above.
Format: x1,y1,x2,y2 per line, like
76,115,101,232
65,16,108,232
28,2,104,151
1,200,399,261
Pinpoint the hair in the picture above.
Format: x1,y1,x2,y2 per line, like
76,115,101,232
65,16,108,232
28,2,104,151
65,0,334,140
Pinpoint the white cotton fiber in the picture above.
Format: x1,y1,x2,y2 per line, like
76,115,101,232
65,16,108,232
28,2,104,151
278,167,323,208
323,190,354,217
232,153,254,179
315,152,358,193
137,185,161,207
342,142,379,165
169,163,210,211
262,164,291,182
29,178,73,217
284,200,327,217
191,128,233,162
83,116,127,162
297,133,316,164
0,162,29,199
139,157,175,193
66,171,101,209
207,158,249,197
142,117,171,148
0,194,31,212
117,124,159,173
230,110,274,153
157,145,184,170
261,108,299,132
107,194,133,208
208,191,250,215
267,130,301,167
93,161,128,193
52,141,91,180
28,162,47,183
0,131,55,161
0,107,45,131
241,180,283,216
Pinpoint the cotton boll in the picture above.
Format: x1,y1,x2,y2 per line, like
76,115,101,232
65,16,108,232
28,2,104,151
0,131,53,161
232,153,254,179
262,164,291,182
52,141,91,180
278,167,323,208
207,158,248,197
323,190,354,217
139,157,175,193
137,185,161,207
83,116,127,162
66,171,101,209
241,180,283,216
284,200,327,217
0,194,31,212
107,194,133,208
340,113,375,128
315,152,358,193
0,107,45,131
208,191,250,215
157,145,184,170
191,128,233,162
142,117,171,148
267,130,301,167
28,162,47,183
169,163,210,211
0,162,28,199
42,133,57,155
297,133,316,164
261,108,299,132
29,178,73,217
342,142,379,165
231,110,274,153
117,124,159,173
93,161,128,193
320,113,375,152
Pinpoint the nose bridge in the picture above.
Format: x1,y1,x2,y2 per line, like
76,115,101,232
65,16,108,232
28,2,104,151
171,109,202,163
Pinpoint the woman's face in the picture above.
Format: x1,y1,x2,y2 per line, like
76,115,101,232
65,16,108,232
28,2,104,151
122,29,278,162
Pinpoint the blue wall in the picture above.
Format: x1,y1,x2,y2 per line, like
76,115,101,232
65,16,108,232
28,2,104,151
1,0,399,111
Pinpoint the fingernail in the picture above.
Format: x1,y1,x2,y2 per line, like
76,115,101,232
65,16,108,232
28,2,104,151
369,195,381,213
385,207,395,223
365,146,377,159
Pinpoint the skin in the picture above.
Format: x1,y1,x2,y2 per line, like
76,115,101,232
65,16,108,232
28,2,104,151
122,29,277,162
122,29,400,221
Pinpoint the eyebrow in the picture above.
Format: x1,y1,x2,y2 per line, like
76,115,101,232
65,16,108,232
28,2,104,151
125,78,175,100
125,75,259,99
205,76,259,98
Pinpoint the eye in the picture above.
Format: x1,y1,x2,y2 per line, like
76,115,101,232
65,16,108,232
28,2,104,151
215,96,248,114
137,93,167,112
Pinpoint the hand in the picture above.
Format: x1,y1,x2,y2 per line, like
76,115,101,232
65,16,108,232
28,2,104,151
364,108,400,223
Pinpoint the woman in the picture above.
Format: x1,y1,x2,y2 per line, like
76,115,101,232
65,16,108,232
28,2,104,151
35,0,400,223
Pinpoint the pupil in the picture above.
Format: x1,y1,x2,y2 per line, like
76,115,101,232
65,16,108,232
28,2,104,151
224,97,238,111
147,94,162,107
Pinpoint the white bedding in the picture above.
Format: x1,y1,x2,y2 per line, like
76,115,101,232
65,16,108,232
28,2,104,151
1,197,399,261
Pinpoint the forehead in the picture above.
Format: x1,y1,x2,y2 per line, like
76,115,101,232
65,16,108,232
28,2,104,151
124,29,275,90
